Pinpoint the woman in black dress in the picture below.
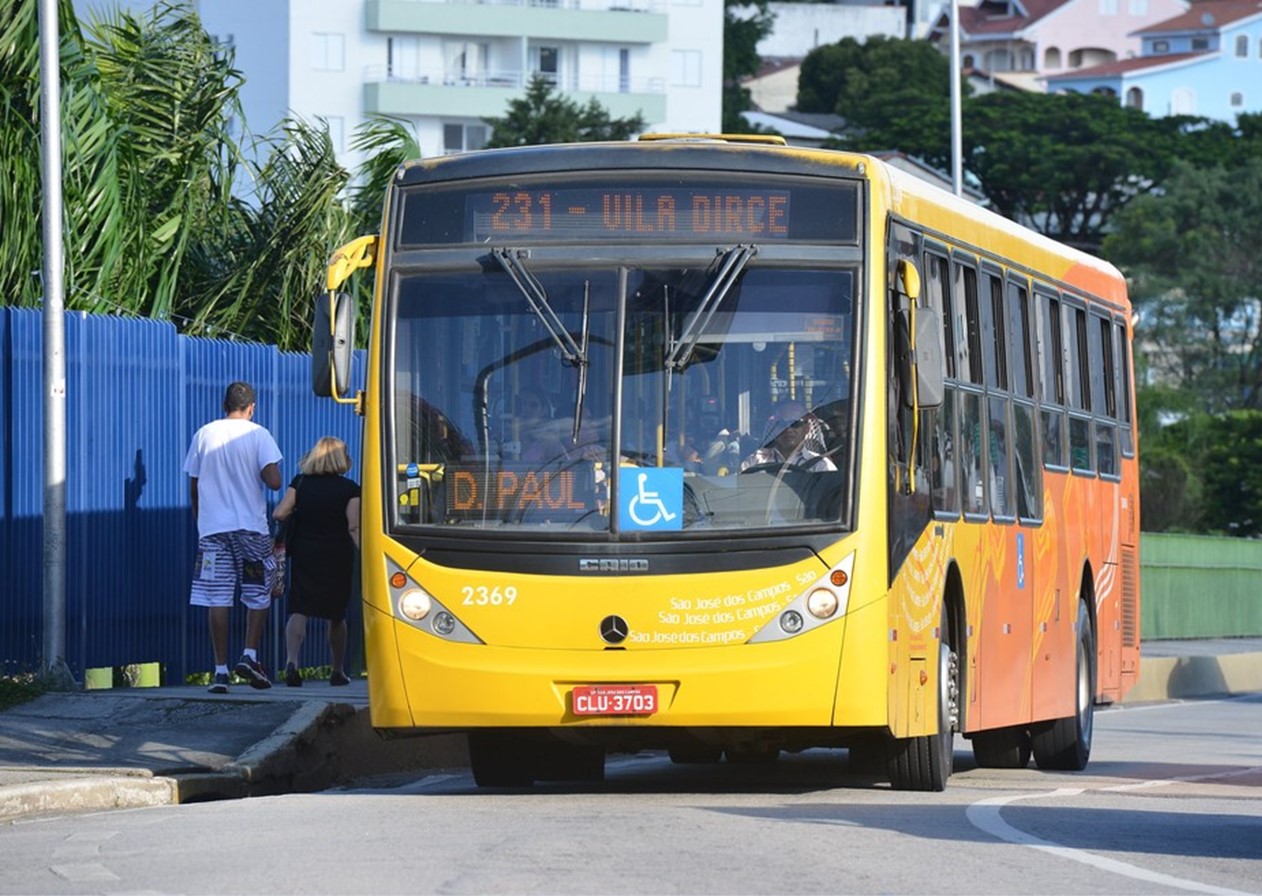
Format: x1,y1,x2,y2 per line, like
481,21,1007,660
272,436,361,686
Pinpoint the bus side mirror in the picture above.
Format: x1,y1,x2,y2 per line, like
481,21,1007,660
913,307,944,409
897,258,922,302
313,290,355,399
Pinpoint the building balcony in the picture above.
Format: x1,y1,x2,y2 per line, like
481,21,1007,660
363,68,667,121
365,0,668,43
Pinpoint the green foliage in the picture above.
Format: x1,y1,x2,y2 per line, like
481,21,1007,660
483,75,645,148
1138,443,1203,533
721,0,774,132
0,0,418,350
964,91,1165,249
800,36,956,167
1105,158,1262,411
1198,410,1262,536
0,674,45,711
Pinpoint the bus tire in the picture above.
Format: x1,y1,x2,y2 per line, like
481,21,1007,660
1031,600,1095,771
971,726,1032,769
468,732,536,787
887,612,957,792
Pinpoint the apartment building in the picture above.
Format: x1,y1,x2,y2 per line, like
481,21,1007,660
75,0,724,169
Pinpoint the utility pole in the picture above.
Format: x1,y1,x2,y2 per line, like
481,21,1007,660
950,0,964,197
40,0,74,690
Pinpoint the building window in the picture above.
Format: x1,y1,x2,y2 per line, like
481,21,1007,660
1126,86,1143,109
670,50,702,87
1128,0,1147,13
312,33,345,72
535,46,559,85
1231,92,1244,107
1044,47,1062,68
1099,0,1118,14
1236,35,1248,57
1191,37,1209,51
1152,39,1169,52
444,123,489,155
1171,87,1195,115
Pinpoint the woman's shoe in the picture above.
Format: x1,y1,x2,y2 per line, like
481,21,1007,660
284,664,302,687
330,670,351,686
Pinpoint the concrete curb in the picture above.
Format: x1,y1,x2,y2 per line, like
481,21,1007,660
0,774,177,821
1123,652,1262,704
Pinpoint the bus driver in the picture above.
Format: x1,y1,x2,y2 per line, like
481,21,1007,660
740,399,837,473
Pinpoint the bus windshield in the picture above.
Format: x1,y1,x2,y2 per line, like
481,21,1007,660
391,257,856,535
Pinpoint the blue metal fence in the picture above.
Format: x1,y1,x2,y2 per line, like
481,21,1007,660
1,308,366,683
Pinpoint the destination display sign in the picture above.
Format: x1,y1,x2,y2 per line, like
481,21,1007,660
444,463,600,523
398,177,859,245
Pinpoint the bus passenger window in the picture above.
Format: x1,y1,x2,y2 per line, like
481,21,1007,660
1043,408,1067,468
960,390,986,516
988,396,1014,519
1096,421,1118,477
929,388,959,516
1069,415,1092,472
982,273,1007,391
1013,402,1041,520
1007,280,1034,399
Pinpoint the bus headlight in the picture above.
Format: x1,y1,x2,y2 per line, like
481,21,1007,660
433,611,456,635
807,588,841,619
398,588,433,621
779,610,804,633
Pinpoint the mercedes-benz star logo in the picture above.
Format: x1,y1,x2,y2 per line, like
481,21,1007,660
599,615,629,645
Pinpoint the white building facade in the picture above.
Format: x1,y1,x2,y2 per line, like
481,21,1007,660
76,0,724,169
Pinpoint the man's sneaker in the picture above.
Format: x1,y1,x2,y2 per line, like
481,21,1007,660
207,672,230,694
234,655,273,690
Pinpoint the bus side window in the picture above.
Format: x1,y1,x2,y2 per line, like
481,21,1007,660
920,250,959,517
1007,279,1042,521
1037,290,1067,469
929,388,959,516
1116,318,1135,457
960,390,986,516
1066,303,1093,473
1093,313,1119,478
954,258,982,385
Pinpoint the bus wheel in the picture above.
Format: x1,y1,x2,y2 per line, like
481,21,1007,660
971,726,1031,769
1031,600,1095,771
887,615,957,792
468,732,536,787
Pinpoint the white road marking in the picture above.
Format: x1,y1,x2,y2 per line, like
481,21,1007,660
966,789,1252,896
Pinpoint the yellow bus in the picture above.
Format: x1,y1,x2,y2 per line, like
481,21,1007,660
314,135,1140,790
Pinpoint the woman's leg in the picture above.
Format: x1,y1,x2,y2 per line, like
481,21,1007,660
285,612,308,669
328,618,348,675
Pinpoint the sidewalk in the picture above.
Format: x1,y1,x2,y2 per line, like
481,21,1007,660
2,639,1260,822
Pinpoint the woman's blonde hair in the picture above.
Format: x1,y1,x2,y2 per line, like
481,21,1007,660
300,436,351,476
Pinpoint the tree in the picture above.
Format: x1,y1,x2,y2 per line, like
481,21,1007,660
964,91,1167,250
1,0,417,350
722,0,775,133
483,75,645,148
1104,158,1262,411
799,36,956,168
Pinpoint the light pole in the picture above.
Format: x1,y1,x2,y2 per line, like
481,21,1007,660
950,0,963,197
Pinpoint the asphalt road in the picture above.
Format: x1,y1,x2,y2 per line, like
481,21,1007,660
1,694,1258,895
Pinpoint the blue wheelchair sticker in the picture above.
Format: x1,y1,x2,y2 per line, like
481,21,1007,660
619,467,684,531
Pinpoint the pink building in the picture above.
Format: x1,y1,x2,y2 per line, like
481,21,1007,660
930,0,1190,90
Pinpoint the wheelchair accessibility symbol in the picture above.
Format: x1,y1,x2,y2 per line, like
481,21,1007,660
620,468,683,531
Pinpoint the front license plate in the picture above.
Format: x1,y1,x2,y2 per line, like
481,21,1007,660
571,684,658,717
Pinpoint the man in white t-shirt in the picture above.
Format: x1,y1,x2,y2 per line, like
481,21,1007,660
184,381,283,693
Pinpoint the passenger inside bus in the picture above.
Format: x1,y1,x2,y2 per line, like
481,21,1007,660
740,399,837,473
512,385,568,464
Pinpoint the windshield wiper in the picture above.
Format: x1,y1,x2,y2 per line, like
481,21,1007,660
492,247,591,446
492,248,586,367
664,244,757,372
